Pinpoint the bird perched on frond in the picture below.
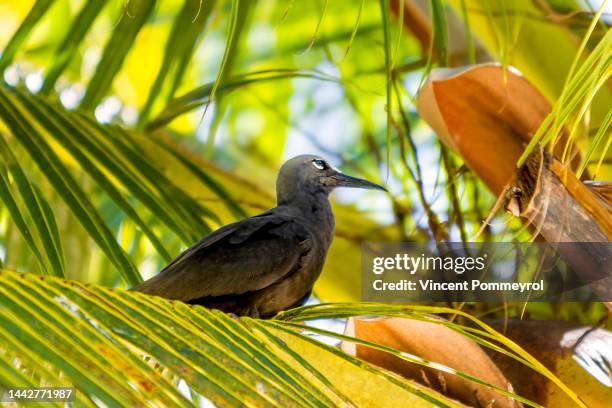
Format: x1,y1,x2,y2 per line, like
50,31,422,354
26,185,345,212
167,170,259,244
132,155,386,317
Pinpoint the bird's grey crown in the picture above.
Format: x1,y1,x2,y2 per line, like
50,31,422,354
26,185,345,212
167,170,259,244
276,154,332,206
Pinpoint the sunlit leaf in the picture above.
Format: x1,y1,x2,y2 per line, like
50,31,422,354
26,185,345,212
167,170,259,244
80,0,155,110
40,1,106,94
0,0,53,72
138,0,216,125
147,69,336,130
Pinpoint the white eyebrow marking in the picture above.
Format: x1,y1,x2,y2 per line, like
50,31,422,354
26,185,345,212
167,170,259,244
312,160,325,170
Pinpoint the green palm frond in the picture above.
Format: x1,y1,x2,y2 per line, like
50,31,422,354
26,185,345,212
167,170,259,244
518,26,611,168
0,133,64,277
138,0,216,125
80,0,156,111
148,69,337,130
0,83,249,283
0,0,54,73
40,0,107,95
3,269,586,407
0,269,470,407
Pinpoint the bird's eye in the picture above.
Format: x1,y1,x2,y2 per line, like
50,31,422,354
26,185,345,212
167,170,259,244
312,159,327,170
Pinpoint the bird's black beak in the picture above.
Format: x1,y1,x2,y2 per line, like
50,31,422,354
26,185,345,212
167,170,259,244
330,172,387,192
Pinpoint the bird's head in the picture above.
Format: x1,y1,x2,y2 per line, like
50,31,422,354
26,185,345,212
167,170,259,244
276,155,386,205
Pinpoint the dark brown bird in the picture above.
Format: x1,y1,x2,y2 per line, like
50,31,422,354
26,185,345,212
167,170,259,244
132,155,385,317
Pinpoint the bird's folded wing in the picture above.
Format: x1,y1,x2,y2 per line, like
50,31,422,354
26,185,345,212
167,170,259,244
131,211,312,302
